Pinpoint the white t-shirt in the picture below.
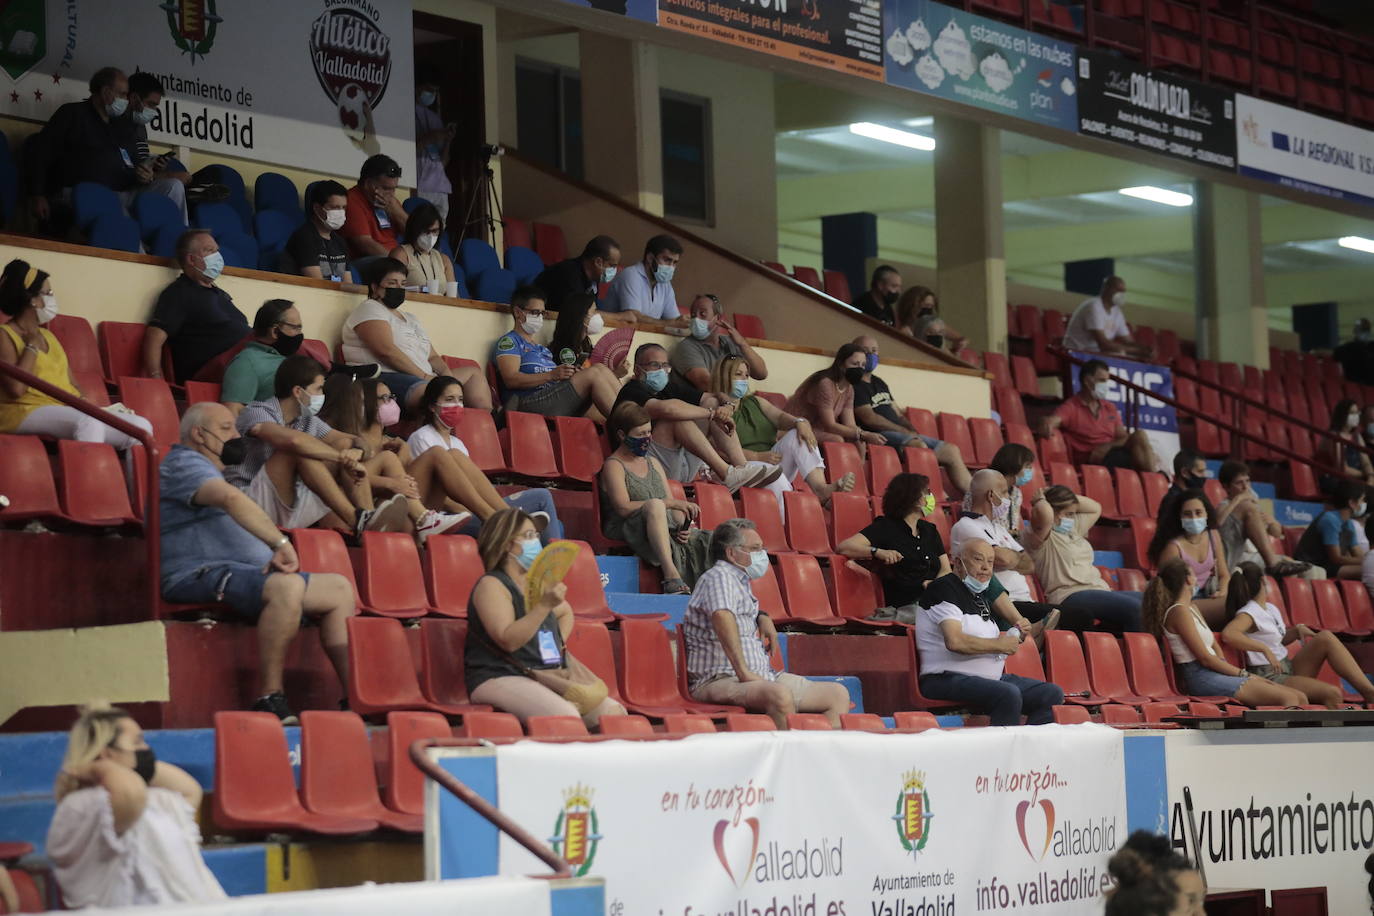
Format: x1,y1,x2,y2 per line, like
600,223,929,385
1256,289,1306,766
1063,296,1130,351
950,513,1031,601
1163,603,1219,664
1234,599,1287,667
407,423,469,458
46,786,227,908
341,299,434,373
916,601,1007,679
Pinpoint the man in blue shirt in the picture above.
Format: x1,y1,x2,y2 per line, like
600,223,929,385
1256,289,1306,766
491,285,621,417
159,401,355,724
601,234,690,325
1294,479,1368,580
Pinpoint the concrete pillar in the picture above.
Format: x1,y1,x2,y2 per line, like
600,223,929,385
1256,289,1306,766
1194,180,1268,368
933,116,1007,354
578,32,663,216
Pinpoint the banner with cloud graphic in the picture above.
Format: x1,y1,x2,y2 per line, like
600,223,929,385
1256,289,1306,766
1077,49,1236,171
492,725,1125,914
882,0,1078,132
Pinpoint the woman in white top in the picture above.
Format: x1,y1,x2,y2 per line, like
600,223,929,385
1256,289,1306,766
388,201,455,294
46,704,225,908
1220,562,1374,706
340,257,490,414
1141,558,1303,707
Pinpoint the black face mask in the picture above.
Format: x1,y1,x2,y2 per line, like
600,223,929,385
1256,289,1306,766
1182,475,1205,490
134,747,157,784
882,290,899,307
918,307,935,317
843,366,866,385
926,334,944,350
205,428,247,466
381,287,406,309
271,332,303,356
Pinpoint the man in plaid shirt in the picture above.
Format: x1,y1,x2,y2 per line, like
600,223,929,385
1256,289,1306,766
682,518,850,728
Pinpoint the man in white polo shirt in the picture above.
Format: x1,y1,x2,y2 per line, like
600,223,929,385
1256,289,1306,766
1062,276,1152,360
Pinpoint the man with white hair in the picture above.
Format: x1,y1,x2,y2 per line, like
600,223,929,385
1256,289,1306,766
158,401,356,724
916,538,1064,725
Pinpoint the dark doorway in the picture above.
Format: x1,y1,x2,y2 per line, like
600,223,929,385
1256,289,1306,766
414,12,488,245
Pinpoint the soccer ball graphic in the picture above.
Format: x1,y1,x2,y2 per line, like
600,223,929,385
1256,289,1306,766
338,83,371,141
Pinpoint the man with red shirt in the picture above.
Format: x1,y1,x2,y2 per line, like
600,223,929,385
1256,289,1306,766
341,154,408,259
1039,359,1159,472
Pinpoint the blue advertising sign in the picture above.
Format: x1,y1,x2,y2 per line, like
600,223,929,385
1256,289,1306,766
882,0,1078,131
1068,350,1178,434
555,0,658,23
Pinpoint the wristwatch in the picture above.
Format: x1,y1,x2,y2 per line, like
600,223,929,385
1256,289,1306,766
870,546,878,556
271,535,289,550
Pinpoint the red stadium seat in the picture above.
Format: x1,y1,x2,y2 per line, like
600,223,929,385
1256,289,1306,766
563,540,616,622
500,411,560,479
981,352,1013,389
48,314,102,379
552,416,604,484
937,413,976,464
1280,578,1322,629
828,557,891,627
1140,702,1182,724
822,270,851,302
786,713,833,730
731,313,767,339
1140,472,1169,517
995,387,1028,428
726,714,776,731
750,561,787,618
1044,632,1109,705
598,714,654,737
841,713,888,731
56,441,138,526
116,376,178,451
1338,580,1374,636
1048,461,1080,492
183,380,220,405
383,711,451,816
774,553,848,628
418,619,494,712
357,532,434,619
968,417,1003,466
1011,305,1041,338
618,617,742,716
97,321,151,384
783,490,830,555
1082,632,1150,704
1311,579,1352,633
1287,460,1321,501
791,266,822,290
290,527,364,612
1116,568,1146,592
1126,518,1157,571
1052,705,1091,724
1039,430,1069,467
1079,465,1124,520
822,442,868,496
449,408,508,473
739,487,790,553
1112,469,1148,518
1002,420,1034,451
829,492,874,549
1011,355,1041,398
662,713,717,734
502,217,531,250
905,407,938,440
1121,632,1187,702
300,711,420,832
1004,638,1046,680
906,629,962,712
462,711,523,739
422,534,482,618
565,620,631,711
213,711,377,834
347,617,480,716
755,391,786,409
693,481,738,532
760,261,786,274
528,716,589,738
530,222,567,264
892,710,939,731
1100,704,1142,726
867,444,903,496
902,445,945,501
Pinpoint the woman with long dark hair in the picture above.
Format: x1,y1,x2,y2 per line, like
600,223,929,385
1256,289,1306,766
1148,488,1230,626
1318,397,1374,487
963,442,1036,539
388,200,456,294
783,343,886,447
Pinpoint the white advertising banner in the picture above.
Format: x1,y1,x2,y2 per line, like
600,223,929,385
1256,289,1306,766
1166,729,1374,915
0,0,414,178
1235,93,1374,207
496,725,1127,915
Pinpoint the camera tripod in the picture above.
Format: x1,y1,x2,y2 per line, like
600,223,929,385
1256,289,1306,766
455,153,505,251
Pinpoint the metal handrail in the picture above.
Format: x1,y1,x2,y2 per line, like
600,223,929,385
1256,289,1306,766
0,359,161,612
1051,348,1350,485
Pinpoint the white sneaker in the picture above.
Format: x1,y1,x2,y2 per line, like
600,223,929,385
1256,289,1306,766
359,494,410,536
415,510,471,545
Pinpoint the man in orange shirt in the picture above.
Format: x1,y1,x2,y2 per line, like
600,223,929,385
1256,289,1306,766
1040,359,1159,472
341,154,408,259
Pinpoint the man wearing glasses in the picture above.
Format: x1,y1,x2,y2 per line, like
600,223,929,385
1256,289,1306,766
221,300,308,416
342,154,409,259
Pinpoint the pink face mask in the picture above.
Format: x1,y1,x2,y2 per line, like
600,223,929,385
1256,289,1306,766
377,399,401,427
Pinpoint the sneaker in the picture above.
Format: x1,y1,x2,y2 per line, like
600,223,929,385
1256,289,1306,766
528,510,551,534
415,509,471,545
252,691,298,726
715,464,780,493
1266,559,1312,577
1027,608,1061,652
354,494,410,542
186,182,230,203
744,462,784,488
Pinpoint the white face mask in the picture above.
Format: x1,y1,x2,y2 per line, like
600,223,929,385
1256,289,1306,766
417,232,439,253
521,313,544,336
35,293,58,325
1111,291,1125,308
323,208,346,231
1093,381,1112,400
1347,413,1360,430
586,312,604,335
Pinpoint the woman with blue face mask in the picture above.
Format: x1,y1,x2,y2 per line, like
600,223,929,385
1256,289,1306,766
599,402,712,594
465,508,627,728
710,356,855,506
1024,485,1143,634
1148,490,1230,627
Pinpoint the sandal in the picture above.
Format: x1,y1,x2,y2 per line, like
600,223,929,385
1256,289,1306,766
662,577,691,595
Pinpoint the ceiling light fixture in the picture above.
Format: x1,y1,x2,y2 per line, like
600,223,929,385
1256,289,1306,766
1118,186,1194,207
848,121,935,151
1338,236,1374,254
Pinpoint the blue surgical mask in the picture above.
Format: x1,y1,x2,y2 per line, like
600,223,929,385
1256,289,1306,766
643,368,668,393
419,90,437,107
864,352,879,373
601,265,617,284
515,536,541,570
744,549,769,580
1181,517,1207,536
1054,516,1076,535
690,317,711,340
107,96,128,118
731,379,749,399
1015,468,1033,487
653,264,675,284
962,574,990,595
132,107,156,125
199,250,224,282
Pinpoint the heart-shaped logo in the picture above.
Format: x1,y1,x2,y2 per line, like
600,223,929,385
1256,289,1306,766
1015,799,1055,861
713,817,761,887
